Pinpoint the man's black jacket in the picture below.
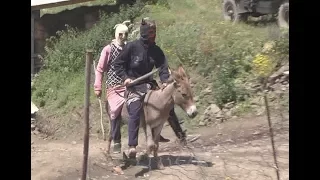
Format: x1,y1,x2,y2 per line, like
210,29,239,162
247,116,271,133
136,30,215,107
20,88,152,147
112,38,170,86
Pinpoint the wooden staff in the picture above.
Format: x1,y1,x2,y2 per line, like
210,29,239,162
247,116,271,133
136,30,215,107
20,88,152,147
114,68,160,89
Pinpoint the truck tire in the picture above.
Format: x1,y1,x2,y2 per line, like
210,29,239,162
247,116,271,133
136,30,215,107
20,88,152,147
278,2,289,28
223,0,248,24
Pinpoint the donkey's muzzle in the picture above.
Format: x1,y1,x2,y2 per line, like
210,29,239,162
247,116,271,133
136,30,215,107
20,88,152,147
189,111,198,118
186,105,198,118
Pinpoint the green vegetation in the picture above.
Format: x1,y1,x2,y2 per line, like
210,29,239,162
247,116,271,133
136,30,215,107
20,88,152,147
32,0,289,137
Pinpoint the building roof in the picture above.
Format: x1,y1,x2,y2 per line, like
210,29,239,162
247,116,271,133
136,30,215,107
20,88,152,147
31,0,95,10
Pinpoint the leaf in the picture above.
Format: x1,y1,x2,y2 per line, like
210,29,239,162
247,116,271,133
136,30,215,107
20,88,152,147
112,166,124,175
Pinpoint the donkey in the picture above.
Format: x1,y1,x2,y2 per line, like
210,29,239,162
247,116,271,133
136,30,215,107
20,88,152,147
105,65,198,169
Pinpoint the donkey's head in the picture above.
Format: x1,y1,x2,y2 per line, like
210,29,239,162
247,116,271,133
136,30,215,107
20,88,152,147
168,65,198,118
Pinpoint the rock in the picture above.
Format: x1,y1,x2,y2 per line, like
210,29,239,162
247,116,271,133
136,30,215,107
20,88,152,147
268,92,278,102
252,131,261,135
280,75,288,83
31,124,36,130
283,71,289,76
72,141,77,145
230,116,238,120
216,111,224,118
225,110,232,118
33,130,40,135
112,166,124,175
268,64,289,83
225,139,234,143
256,108,265,116
250,97,263,106
202,104,227,123
224,101,235,109
199,121,206,126
202,87,212,95
204,104,221,114
270,83,283,91
204,104,225,123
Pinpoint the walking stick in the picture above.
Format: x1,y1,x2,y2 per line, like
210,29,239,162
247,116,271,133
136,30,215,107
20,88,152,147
93,60,106,141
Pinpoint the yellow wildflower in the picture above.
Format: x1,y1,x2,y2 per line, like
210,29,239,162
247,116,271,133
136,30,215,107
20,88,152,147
252,53,275,78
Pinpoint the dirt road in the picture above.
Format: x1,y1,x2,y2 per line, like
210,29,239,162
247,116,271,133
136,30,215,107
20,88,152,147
31,114,289,180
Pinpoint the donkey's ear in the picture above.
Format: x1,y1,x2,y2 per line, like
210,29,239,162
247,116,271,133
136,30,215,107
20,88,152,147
141,18,146,25
178,65,187,79
171,70,181,81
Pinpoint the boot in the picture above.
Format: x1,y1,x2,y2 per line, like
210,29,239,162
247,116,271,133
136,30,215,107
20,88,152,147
113,142,121,154
159,135,170,142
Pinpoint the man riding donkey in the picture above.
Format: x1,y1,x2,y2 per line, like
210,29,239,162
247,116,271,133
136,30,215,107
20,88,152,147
94,20,187,154
112,18,192,159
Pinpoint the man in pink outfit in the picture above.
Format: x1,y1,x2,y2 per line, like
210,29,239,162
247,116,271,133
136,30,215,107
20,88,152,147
94,21,129,153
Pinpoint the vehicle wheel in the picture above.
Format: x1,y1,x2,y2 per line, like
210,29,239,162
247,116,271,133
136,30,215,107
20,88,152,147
278,2,289,28
223,0,248,24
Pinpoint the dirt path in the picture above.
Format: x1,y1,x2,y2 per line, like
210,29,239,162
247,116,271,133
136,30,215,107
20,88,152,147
31,114,289,180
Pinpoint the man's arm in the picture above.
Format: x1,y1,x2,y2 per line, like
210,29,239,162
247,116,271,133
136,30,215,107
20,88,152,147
94,45,111,91
113,43,132,81
155,48,170,83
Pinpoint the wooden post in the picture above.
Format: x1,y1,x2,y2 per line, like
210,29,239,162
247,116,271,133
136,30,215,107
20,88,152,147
82,50,93,180
31,11,35,77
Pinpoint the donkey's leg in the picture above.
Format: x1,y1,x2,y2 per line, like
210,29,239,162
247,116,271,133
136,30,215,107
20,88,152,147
153,124,165,170
146,124,155,155
137,117,150,161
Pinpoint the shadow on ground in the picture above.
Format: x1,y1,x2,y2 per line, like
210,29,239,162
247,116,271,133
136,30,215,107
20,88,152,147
120,154,213,178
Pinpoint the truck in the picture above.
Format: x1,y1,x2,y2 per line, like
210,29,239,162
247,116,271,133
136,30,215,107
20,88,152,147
222,0,289,28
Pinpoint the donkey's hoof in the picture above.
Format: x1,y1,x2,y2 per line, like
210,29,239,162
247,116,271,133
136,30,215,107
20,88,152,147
147,142,155,151
128,147,137,159
137,152,149,161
